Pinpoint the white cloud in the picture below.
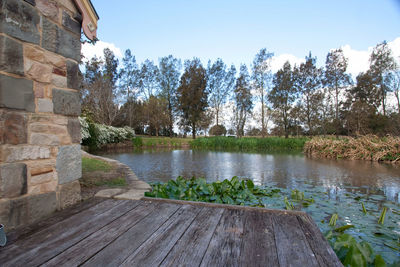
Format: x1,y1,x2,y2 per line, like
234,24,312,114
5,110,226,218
340,37,400,78
269,53,305,73
81,40,123,62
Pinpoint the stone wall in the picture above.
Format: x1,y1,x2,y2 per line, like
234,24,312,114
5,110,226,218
0,0,83,230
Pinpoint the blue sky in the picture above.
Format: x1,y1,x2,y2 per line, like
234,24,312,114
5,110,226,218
86,0,400,74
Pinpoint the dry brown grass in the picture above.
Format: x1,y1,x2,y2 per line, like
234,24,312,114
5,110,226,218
304,135,400,163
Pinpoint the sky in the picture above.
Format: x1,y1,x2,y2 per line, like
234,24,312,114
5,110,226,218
84,0,400,78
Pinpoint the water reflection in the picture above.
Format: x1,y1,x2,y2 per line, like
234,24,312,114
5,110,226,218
98,149,400,202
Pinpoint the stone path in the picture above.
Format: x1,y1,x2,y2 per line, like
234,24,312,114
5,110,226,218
82,151,151,200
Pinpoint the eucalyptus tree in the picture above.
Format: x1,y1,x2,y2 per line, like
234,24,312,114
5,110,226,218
324,49,352,135
207,59,236,126
369,41,396,116
139,59,160,101
158,55,182,136
119,49,139,127
177,58,208,139
269,61,296,138
295,52,322,135
252,48,274,136
233,64,253,138
82,48,119,125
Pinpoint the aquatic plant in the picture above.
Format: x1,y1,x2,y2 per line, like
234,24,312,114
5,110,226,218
190,136,308,151
304,135,400,163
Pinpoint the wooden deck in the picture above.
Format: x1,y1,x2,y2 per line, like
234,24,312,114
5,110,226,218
0,198,342,267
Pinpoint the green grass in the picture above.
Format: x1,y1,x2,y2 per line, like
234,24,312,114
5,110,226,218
190,136,309,151
94,177,127,187
82,157,113,172
133,136,191,148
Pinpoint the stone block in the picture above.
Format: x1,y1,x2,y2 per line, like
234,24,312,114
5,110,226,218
62,11,81,34
0,74,35,112
27,192,57,222
52,88,81,116
0,199,11,229
30,133,60,145
66,60,80,89
0,163,27,198
0,35,24,75
56,144,81,184
58,180,81,209
25,60,52,83
45,52,66,69
0,0,40,44
41,18,81,61
24,45,45,63
8,196,29,229
34,82,45,98
95,188,124,198
27,159,55,176
67,118,81,143
37,98,53,113
2,145,50,162
59,0,78,13
0,110,28,145
30,114,68,125
53,67,66,76
30,123,67,135
36,0,58,20
23,0,36,6
52,74,67,88
30,171,54,185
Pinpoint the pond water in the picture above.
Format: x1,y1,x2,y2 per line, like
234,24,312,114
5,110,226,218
98,149,400,263
98,149,400,203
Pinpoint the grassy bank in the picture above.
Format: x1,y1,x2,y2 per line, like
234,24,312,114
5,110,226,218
132,136,191,148
304,135,400,163
190,136,308,151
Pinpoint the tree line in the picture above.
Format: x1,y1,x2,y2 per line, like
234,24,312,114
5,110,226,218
80,41,400,139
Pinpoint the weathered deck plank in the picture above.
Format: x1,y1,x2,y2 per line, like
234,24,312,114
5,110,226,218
160,207,225,267
0,198,342,267
0,199,133,266
239,210,279,267
200,209,245,267
272,212,320,267
42,201,157,266
120,204,202,266
81,202,181,267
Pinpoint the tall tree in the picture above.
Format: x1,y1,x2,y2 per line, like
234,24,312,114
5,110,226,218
324,49,352,135
139,59,159,100
177,58,208,139
369,41,396,116
207,59,236,126
81,48,119,125
146,95,169,136
119,49,139,127
390,70,400,113
269,61,296,138
158,55,181,136
295,52,322,135
233,64,253,138
252,48,274,136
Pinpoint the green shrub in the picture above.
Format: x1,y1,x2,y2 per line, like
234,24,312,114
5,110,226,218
209,125,227,136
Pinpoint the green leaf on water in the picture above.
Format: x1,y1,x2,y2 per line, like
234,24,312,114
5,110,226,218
334,225,355,232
